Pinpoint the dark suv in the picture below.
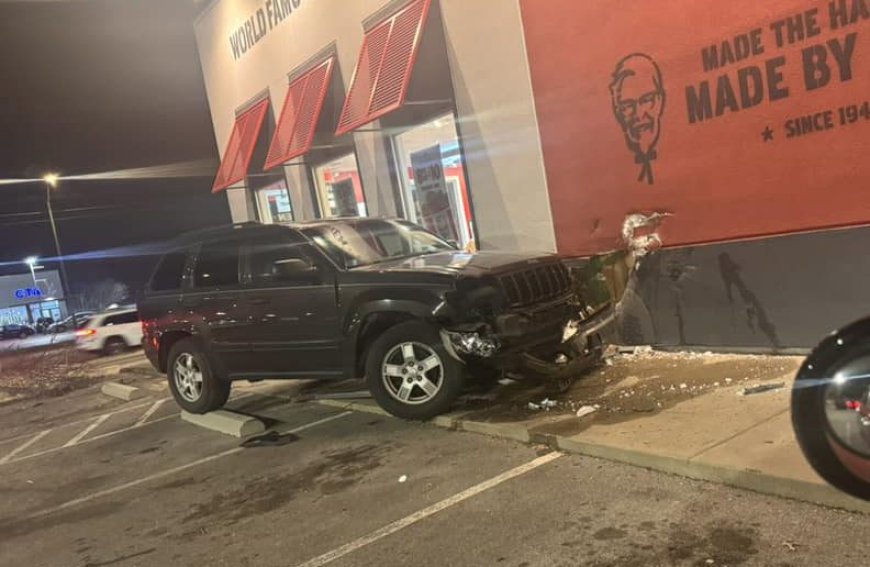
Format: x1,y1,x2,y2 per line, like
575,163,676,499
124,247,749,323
141,218,607,419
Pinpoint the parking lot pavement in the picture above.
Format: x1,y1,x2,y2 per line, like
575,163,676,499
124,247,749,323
0,383,868,567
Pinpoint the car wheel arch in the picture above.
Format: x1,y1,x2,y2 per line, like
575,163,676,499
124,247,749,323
158,330,195,372
354,308,434,379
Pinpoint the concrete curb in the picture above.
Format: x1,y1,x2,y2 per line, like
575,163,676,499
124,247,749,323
181,410,266,438
315,399,870,515
100,381,146,401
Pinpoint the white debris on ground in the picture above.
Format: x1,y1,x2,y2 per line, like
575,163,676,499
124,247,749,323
398,475,408,483
575,405,597,418
527,398,563,412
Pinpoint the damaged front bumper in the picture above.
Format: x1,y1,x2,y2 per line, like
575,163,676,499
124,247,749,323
441,302,615,381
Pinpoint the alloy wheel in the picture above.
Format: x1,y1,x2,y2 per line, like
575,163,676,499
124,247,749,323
381,342,444,405
173,353,204,402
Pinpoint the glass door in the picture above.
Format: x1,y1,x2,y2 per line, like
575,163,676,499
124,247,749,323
312,153,367,217
255,180,294,224
392,113,475,249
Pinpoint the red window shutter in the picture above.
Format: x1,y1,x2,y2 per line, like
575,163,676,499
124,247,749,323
335,0,431,136
212,99,270,193
264,57,335,170
335,23,391,136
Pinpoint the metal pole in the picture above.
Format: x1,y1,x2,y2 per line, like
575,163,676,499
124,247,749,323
46,182,76,327
27,262,38,326
28,262,37,287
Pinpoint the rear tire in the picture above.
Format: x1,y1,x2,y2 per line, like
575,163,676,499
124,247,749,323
167,338,230,414
104,337,127,356
366,321,464,420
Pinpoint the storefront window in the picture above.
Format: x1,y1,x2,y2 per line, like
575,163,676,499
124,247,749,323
255,181,294,224
28,300,61,322
0,305,30,325
392,113,475,249
312,154,367,218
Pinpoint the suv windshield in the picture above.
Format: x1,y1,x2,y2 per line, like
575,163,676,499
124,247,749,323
301,219,454,269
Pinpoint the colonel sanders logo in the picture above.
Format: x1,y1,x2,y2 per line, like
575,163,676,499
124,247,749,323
610,53,665,185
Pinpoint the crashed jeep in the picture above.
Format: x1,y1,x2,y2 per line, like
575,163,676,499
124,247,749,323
141,218,613,421
301,219,612,420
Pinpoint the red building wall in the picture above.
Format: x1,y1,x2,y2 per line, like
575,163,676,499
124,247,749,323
520,0,870,256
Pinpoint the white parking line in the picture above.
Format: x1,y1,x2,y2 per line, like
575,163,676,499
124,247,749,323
134,399,166,427
63,414,112,447
0,429,53,464
293,452,563,567
30,411,352,518
0,392,267,467
0,397,169,446
1,414,176,467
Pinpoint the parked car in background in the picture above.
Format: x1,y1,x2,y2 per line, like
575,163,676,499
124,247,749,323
49,311,96,333
0,323,36,340
76,307,142,355
35,317,55,333
140,219,608,419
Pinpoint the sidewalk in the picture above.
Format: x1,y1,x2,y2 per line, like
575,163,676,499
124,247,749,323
319,350,870,514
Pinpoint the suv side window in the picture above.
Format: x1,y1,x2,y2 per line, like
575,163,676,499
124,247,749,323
194,239,242,289
150,250,188,292
245,232,317,287
103,312,139,326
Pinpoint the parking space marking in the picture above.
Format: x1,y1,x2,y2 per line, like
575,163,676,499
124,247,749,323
0,398,168,446
1,414,176,467
0,429,53,464
63,414,112,447
0,393,273,468
29,411,353,519
294,451,563,567
134,399,166,427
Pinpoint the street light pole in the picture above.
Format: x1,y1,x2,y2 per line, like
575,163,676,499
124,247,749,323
25,257,38,288
42,174,76,327
23,256,40,325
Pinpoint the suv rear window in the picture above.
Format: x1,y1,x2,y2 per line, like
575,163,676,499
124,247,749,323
151,250,187,291
103,311,139,326
194,239,242,288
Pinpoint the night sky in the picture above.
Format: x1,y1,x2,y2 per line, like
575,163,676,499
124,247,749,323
0,0,229,299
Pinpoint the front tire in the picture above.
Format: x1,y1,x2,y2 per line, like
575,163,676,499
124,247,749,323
167,338,230,414
366,321,464,420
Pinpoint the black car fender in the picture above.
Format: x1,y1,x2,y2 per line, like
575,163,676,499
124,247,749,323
342,296,452,378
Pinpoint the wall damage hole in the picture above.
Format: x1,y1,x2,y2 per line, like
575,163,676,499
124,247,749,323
621,212,671,257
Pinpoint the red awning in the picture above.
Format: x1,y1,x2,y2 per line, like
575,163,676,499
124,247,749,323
335,0,431,136
264,57,335,170
212,98,270,193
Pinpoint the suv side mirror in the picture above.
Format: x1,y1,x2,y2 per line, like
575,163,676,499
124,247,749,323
274,258,320,283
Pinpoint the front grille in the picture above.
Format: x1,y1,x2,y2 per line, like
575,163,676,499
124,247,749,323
499,262,571,307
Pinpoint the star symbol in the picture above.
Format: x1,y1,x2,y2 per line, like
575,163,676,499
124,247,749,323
761,126,774,142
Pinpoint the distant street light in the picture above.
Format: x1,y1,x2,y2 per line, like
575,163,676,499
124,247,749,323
41,173,75,326
43,173,59,188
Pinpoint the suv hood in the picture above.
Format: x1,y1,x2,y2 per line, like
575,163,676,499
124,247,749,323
351,250,559,277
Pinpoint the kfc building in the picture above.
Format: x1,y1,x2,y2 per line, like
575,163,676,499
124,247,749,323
195,0,870,350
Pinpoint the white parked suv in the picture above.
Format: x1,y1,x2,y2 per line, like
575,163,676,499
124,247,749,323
76,307,143,356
